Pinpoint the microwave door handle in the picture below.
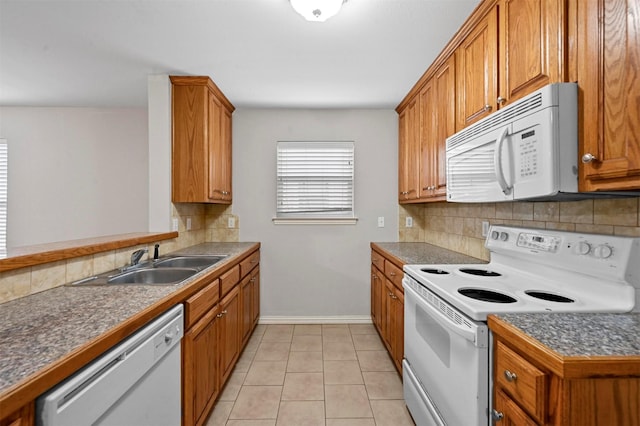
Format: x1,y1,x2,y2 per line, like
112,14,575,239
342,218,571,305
494,126,512,195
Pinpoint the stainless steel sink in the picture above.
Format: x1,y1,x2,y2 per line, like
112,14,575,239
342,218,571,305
69,254,226,286
106,267,199,285
152,255,226,269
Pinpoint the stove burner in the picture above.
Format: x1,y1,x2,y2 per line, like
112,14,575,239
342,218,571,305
459,268,502,277
420,268,449,275
458,288,517,303
525,291,575,303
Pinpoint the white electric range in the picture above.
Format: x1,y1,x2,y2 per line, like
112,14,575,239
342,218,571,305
402,225,640,426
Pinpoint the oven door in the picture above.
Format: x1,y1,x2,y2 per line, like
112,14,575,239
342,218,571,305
403,277,489,426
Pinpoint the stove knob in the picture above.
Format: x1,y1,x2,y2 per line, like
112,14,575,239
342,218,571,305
576,241,591,255
499,232,509,241
594,244,613,259
491,231,499,240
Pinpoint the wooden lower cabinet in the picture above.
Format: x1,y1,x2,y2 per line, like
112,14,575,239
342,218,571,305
370,247,404,374
219,285,241,385
490,315,640,426
0,404,34,426
182,249,261,426
183,305,222,426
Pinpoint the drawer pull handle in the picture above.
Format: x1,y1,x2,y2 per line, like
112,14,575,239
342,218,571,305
492,409,504,421
504,370,517,382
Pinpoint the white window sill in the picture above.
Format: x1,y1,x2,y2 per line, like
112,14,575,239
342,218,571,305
272,217,358,225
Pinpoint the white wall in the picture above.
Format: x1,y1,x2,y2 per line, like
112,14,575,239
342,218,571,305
234,109,398,321
0,107,148,247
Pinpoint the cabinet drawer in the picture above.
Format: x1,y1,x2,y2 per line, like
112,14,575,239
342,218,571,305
495,341,546,423
220,264,240,297
371,250,384,270
384,261,403,288
240,250,260,278
184,279,220,329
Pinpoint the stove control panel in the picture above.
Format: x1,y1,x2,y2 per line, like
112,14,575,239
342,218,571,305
516,232,560,252
487,225,640,282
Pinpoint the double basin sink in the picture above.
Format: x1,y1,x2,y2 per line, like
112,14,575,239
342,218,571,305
71,255,227,286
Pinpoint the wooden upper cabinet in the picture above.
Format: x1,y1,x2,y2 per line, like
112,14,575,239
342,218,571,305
432,55,456,198
171,76,234,203
498,0,565,107
419,80,436,200
578,0,640,191
456,6,498,129
398,97,420,202
456,0,566,128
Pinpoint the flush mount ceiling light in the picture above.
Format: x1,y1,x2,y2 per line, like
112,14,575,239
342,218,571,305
290,0,347,22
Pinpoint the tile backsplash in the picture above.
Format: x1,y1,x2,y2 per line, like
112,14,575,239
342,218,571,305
399,198,640,261
0,203,240,304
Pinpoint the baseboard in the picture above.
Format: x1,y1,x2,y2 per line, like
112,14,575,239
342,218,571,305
258,315,372,325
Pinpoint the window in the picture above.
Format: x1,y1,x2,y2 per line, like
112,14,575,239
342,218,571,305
275,141,356,224
0,140,7,255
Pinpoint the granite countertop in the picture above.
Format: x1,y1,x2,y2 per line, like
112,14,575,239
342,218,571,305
496,313,640,357
0,242,257,396
372,241,486,265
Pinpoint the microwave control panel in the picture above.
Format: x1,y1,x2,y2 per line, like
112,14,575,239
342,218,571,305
518,127,539,178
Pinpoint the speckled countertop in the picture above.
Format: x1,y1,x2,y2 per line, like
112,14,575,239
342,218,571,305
495,313,640,357
372,242,486,265
0,242,257,396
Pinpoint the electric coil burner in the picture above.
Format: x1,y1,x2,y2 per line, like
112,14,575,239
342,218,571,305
458,288,517,303
459,268,501,277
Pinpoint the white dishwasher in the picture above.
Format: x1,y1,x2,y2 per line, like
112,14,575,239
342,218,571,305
36,304,184,426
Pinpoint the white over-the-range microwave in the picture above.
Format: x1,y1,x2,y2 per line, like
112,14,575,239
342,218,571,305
446,82,579,202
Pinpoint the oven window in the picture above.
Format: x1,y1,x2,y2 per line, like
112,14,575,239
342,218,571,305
416,303,450,367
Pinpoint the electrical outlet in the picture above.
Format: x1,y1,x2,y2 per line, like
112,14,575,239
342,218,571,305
171,218,179,232
228,217,236,228
406,217,413,228
186,217,192,231
482,221,490,237
377,217,385,227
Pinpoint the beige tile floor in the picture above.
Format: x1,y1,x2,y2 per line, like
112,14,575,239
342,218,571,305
206,324,416,426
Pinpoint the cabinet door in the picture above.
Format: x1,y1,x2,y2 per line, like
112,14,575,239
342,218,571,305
419,80,436,200
240,273,253,345
0,403,34,426
498,0,564,106
579,0,640,191
391,286,404,373
220,285,240,383
398,97,420,202
383,279,395,351
172,84,209,202
183,305,221,426
433,55,456,198
456,7,498,129
370,265,383,331
207,94,232,202
494,389,538,426
251,266,260,326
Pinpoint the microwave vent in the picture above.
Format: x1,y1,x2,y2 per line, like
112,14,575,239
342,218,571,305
447,92,543,150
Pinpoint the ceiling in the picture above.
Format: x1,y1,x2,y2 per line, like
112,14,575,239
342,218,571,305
0,0,480,109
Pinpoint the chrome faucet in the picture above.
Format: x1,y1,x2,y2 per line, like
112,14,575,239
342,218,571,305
130,249,148,266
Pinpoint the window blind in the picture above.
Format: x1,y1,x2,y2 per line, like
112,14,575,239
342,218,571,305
0,140,7,256
276,141,354,218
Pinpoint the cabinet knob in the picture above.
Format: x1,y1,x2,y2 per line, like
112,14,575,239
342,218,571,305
422,187,430,191
222,310,228,315
492,409,504,422
497,96,506,105
582,153,597,163
484,104,493,112
216,313,223,318
504,370,517,382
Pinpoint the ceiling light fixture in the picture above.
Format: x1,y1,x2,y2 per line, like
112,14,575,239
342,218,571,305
290,0,346,22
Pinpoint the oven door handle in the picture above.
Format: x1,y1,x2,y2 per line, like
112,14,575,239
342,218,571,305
404,283,480,345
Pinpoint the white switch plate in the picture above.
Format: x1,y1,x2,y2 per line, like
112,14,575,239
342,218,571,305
228,217,236,228
406,217,413,228
186,217,192,231
482,221,490,237
377,217,385,227
171,218,179,232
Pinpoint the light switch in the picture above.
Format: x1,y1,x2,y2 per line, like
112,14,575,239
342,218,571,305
228,217,236,228
377,217,385,227
186,217,192,231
